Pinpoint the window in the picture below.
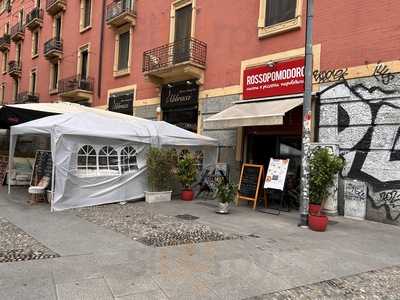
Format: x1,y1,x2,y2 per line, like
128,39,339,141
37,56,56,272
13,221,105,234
258,0,302,38
79,46,89,79
50,61,59,91
77,145,97,174
120,146,138,173
54,15,62,40
30,70,37,94
98,146,119,173
18,10,24,26
16,42,22,63
32,30,39,57
117,31,130,71
2,51,7,73
35,0,41,8
80,0,92,31
0,83,5,104
12,78,19,102
265,0,296,26
5,22,9,35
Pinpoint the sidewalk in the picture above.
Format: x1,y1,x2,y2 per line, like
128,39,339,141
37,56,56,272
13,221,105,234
0,187,399,300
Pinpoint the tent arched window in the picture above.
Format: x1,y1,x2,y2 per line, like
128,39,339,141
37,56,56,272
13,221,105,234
77,145,97,174
98,146,119,174
120,146,139,173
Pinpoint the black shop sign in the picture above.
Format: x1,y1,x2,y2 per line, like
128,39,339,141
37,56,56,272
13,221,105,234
108,91,134,115
161,80,199,110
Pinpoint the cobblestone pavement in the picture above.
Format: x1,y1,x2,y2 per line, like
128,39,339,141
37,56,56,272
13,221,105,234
0,218,59,263
248,265,400,300
76,202,242,247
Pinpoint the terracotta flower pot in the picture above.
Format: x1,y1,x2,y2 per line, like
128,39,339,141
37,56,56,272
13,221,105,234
308,214,328,232
181,189,194,201
309,204,321,215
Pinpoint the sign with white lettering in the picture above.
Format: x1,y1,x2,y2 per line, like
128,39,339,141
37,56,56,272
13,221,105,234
108,91,134,115
161,81,199,110
243,58,305,100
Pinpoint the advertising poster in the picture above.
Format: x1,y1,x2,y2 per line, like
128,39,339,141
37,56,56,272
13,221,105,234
264,158,290,191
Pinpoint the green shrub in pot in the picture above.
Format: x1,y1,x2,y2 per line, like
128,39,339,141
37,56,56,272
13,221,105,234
176,152,198,200
146,147,177,203
309,147,345,215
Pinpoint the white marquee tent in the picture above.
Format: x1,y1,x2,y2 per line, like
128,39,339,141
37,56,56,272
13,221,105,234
8,111,218,211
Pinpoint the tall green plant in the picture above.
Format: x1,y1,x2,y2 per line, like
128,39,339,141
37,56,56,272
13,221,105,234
176,152,197,188
147,147,177,192
309,147,345,207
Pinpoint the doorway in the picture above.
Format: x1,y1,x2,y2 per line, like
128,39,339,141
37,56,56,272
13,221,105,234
246,133,302,210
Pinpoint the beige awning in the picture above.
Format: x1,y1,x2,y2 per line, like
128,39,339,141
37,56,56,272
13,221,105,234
204,98,303,129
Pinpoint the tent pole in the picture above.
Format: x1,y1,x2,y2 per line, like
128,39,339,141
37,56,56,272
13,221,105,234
8,132,12,194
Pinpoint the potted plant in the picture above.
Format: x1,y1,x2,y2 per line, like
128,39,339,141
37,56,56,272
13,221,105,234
309,147,345,231
176,152,197,201
215,177,237,214
145,147,177,203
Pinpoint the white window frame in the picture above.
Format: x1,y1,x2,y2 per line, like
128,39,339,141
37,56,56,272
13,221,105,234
98,146,120,175
0,83,5,104
113,24,132,77
258,0,303,39
2,51,8,74
31,29,39,58
77,145,98,177
80,0,92,33
49,60,60,94
29,68,37,94
120,146,138,173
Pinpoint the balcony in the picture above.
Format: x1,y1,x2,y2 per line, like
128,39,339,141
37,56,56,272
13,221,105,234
46,0,66,15
26,7,44,31
0,34,10,52
143,38,207,85
58,75,94,101
44,38,63,61
8,61,21,78
106,0,136,27
16,92,39,104
10,23,24,42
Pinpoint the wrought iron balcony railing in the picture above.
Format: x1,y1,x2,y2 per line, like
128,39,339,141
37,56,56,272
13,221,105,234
8,60,22,77
0,34,10,51
10,23,24,39
58,75,94,94
142,38,207,73
44,38,63,55
106,0,135,22
16,92,39,104
26,7,44,29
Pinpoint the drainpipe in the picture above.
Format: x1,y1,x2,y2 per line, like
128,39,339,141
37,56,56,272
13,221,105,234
299,0,314,228
97,0,106,100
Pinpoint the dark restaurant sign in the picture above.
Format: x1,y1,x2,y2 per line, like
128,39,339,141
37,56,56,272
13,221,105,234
161,80,199,110
243,58,305,100
108,91,134,115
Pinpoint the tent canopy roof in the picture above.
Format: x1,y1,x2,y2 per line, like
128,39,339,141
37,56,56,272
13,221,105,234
11,111,218,147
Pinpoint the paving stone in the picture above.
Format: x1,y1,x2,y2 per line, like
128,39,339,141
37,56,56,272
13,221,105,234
115,289,169,300
56,277,114,300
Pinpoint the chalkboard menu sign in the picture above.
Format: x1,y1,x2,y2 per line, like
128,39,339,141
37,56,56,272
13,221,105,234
31,151,52,186
108,91,134,115
237,164,264,209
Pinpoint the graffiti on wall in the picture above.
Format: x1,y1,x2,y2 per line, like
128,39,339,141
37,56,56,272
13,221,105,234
313,68,349,84
318,62,400,223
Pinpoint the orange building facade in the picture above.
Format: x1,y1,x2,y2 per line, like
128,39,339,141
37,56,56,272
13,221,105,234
1,0,400,223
